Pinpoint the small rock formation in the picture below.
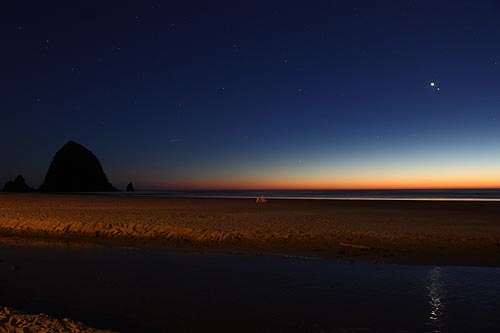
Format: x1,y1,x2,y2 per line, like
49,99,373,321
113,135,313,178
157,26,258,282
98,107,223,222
39,140,117,192
2,175,34,192
126,182,135,192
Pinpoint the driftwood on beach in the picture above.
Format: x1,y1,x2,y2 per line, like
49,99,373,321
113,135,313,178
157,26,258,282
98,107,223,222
339,242,371,250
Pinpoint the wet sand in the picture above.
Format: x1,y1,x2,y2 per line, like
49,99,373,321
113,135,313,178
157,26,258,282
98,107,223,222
1,193,500,266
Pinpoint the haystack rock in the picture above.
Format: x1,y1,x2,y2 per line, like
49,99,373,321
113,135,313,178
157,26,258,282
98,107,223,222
126,182,135,192
39,141,117,192
3,175,34,192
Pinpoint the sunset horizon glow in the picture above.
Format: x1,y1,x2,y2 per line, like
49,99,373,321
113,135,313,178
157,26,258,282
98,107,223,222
151,172,500,190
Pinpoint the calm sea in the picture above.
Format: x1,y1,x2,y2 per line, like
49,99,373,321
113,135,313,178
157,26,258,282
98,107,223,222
128,189,500,201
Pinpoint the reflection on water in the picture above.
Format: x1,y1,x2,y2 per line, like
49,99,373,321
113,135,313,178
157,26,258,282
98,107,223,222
426,267,446,332
0,245,500,332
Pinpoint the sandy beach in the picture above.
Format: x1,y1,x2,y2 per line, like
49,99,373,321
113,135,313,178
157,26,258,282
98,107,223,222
0,306,114,333
1,193,500,266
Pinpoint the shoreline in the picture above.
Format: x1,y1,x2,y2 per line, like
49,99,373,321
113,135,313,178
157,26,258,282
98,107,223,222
7,191,500,202
137,195,500,202
2,194,500,267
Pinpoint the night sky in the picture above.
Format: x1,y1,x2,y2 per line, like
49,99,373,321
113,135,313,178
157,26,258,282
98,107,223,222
2,1,500,190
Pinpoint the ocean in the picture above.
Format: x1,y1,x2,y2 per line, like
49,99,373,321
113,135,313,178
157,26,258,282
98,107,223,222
128,189,500,201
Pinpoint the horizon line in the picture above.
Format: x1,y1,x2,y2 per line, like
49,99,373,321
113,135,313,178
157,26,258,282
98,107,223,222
134,186,500,191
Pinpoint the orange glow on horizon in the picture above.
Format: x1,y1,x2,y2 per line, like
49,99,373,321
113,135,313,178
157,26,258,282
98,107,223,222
147,158,500,190
156,173,500,190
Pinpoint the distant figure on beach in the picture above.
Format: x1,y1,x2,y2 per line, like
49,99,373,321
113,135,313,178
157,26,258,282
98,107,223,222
126,182,135,192
39,140,117,192
2,175,34,192
256,196,268,203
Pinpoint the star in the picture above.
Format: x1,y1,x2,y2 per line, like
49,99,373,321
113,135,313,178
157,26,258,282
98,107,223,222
430,82,435,87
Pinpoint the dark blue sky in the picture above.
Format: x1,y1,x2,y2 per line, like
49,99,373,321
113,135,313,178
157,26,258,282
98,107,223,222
2,0,500,189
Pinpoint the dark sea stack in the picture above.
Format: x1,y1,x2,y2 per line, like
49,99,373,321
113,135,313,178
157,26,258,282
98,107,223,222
126,182,135,192
39,141,117,192
3,175,34,192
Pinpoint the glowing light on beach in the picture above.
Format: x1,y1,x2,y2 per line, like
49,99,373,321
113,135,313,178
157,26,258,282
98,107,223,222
426,267,446,330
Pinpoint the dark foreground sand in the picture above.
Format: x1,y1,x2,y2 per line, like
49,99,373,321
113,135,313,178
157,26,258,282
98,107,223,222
0,306,114,333
1,193,500,266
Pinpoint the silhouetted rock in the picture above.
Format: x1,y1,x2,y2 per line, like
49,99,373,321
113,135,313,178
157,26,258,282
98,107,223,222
39,141,117,192
3,175,34,192
126,182,135,192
